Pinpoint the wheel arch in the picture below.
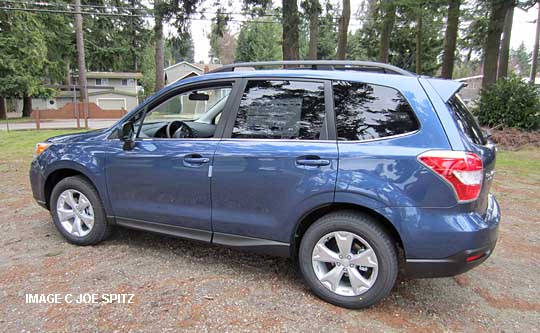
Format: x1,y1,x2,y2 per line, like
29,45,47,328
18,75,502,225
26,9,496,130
44,164,99,210
291,203,405,259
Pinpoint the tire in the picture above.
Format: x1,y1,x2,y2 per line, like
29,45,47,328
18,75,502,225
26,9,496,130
298,210,398,308
50,176,111,245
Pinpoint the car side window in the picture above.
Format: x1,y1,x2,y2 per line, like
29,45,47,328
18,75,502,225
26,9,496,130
333,81,419,141
232,80,326,140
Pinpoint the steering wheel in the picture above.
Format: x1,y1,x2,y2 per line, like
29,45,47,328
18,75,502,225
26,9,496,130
172,122,193,138
166,120,183,138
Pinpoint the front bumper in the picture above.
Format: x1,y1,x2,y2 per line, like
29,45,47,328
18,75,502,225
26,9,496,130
29,158,47,209
404,194,500,278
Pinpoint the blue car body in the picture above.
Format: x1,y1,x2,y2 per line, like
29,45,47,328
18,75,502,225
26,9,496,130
30,69,500,278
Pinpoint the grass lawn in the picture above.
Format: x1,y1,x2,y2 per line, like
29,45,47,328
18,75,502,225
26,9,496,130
0,129,86,159
0,117,42,124
0,129,539,179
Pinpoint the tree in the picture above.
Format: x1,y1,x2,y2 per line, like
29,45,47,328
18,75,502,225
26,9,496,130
379,0,396,63
498,5,515,79
441,0,460,78
348,0,379,61
153,0,200,91
302,0,322,59
165,33,195,66
0,10,49,117
154,0,166,91
282,0,300,60
75,0,88,126
530,1,540,83
482,0,514,89
510,42,531,75
235,19,282,61
336,0,351,59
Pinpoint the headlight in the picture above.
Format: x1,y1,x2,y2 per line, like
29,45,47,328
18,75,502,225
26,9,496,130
35,142,51,156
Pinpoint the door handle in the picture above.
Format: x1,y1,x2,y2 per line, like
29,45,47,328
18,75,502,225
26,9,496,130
296,156,331,166
184,154,210,164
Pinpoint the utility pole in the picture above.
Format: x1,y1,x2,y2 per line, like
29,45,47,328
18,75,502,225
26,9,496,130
74,0,88,128
530,1,540,84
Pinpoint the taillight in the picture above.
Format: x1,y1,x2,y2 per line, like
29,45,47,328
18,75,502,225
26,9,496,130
418,150,483,202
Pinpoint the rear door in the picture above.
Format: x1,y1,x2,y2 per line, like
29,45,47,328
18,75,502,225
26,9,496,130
211,78,338,245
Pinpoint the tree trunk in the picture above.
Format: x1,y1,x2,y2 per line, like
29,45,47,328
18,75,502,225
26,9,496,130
379,0,396,63
74,0,88,127
307,0,320,60
416,13,423,74
131,0,138,71
530,2,540,84
282,0,300,61
22,95,32,118
498,5,514,79
482,0,513,89
65,60,71,86
0,96,6,120
336,0,351,60
154,0,165,90
441,0,460,79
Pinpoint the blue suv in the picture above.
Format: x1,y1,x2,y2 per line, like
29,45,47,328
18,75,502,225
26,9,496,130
30,61,500,308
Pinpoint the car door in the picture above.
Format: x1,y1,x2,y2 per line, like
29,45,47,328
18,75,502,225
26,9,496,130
106,80,239,241
211,78,339,246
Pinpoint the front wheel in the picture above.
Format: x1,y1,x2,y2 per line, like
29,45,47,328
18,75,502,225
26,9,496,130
50,176,111,245
298,211,398,308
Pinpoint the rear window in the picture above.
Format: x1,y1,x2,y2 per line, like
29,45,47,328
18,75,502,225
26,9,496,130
447,96,486,145
333,81,419,141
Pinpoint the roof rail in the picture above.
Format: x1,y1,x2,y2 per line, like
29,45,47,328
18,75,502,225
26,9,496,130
208,60,414,76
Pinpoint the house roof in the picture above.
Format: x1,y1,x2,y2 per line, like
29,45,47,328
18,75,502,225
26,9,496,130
83,72,143,79
164,61,223,73
164,61,204,72
456,75,483,81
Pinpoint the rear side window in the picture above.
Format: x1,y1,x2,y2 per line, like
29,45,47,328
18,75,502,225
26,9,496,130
447,96,486,145
232,80,326,140
333,81,419,141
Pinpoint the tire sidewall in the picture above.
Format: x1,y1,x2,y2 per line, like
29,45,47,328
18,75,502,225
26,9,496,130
50,177,107,245
299,213,398,308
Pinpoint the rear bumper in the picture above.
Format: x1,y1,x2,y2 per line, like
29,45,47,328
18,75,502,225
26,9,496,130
404,194,500,278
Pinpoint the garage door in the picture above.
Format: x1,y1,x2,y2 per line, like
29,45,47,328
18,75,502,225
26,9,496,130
98,98,125,110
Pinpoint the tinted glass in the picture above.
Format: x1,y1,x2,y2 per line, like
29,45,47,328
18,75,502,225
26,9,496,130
447,95,486,145
232,80,326,140
333,81,419,141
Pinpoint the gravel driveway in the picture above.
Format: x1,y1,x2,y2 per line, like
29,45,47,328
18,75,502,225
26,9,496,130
1,146,539,332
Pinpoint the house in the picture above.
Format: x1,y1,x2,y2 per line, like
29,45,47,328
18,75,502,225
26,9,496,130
19,71,142,119
164,62,222,86
456,75,483,103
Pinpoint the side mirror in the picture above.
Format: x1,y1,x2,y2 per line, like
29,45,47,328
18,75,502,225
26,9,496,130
118,122,135,150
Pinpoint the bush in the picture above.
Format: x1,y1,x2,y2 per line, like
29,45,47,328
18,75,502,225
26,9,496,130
475,76,540,130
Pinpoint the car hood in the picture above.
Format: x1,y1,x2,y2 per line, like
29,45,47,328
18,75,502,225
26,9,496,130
46,128,108,143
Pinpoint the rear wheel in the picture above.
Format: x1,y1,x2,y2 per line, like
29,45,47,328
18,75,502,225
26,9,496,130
298,210,398,308
50,176,111,245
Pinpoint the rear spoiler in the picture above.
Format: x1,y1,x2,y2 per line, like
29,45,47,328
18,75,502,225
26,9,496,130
421,78,465,103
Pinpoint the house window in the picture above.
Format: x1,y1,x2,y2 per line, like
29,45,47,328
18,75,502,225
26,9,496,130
95,78,108,86
122,79,128,86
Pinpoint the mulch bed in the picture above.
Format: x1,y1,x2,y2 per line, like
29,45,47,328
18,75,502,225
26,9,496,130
488,128,540,150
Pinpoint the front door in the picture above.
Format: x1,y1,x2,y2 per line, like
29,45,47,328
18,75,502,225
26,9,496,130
211,79,338,245
106,82,236,241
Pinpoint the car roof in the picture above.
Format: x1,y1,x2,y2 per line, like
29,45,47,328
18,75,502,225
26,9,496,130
169,69,421,89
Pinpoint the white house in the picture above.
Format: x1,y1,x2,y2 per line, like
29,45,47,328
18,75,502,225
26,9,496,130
164,62,222,86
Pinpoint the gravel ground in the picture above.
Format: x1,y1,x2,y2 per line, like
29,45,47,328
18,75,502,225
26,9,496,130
1,148,539,332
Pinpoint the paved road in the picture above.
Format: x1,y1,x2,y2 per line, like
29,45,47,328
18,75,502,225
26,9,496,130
1,119,118,131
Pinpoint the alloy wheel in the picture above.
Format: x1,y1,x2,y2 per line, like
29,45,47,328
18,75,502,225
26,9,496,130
311,231,379,296
56,189,95,237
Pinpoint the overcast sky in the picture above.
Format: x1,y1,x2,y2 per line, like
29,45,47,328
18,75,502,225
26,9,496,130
164,0,540,64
